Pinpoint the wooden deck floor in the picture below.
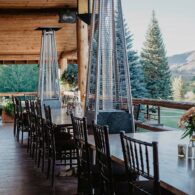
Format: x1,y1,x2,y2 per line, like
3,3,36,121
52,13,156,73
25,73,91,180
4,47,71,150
0,123,77,195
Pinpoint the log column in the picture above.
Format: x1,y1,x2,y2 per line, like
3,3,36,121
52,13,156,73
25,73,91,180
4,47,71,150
77,19,88,110
59,57,68,77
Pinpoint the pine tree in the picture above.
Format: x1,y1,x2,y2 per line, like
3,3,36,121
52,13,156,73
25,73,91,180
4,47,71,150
0,64,38,92
115,13,147,98
125,23,148,98
140,11,172,99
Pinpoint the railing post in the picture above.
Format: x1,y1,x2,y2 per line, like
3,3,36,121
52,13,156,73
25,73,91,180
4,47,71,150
146,105,149,120
158,106,160,125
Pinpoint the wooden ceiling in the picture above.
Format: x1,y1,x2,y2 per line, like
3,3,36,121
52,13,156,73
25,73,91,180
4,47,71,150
0,0,78,64
0,0,77,9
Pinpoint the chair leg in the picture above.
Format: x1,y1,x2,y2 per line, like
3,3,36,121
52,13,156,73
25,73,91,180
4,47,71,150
21,126,24,144
17,125,20,142
70,150,72,168
42,147,45,172
32,143,35,159
27,131,30,153
37,150,41,168
35,141,38,163
47,158,51,179
51,159,55,187
29,137,33,157
13,118,16,136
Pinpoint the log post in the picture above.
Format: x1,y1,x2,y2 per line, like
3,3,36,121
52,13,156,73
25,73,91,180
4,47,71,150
59,57,68,77
77,19,88,110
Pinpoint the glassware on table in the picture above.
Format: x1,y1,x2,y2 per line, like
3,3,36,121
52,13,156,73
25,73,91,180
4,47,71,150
188,139,195,159
178,144,187,158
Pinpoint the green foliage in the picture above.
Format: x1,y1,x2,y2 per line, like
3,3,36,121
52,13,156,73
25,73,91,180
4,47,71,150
181,116,195,139
124,23,148,98
61,64,78,88
172,76,184,101
2,99,14,116
0,64,38,92
140,11,172,99
115,10,147,98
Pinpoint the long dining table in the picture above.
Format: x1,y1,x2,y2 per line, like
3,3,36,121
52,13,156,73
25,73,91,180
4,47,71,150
49,108,72,125
46,109,192,195
88,131,193,195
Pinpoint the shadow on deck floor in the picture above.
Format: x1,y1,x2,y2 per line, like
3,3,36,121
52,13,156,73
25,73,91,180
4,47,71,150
0,123,78,195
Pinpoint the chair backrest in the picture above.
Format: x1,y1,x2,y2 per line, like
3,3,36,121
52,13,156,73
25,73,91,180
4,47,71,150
30,100,36,115
15,97,23,118
35,99,42,118
92,122,113,195
25,100,31,125
44,104,52,126
12,96,16,115
71,114,88,143
34,99,44,138
43,105,54,153
120,131,160,195
71,114,90,169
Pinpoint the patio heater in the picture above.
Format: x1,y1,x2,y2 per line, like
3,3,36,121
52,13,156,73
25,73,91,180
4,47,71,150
37,27,61,108
85,0,135,133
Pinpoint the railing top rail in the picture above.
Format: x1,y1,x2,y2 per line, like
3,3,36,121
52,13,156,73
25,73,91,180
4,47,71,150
0,92,37,97
133,98,195,110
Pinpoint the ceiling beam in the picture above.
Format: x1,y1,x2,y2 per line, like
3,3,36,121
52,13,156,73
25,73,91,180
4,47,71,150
0,8,77,14
0,60,39,65
60,49,77,59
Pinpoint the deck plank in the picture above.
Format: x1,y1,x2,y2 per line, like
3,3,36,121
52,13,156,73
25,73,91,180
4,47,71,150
0,123,77,195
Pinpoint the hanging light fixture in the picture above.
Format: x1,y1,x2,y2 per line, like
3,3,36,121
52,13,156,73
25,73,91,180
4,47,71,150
77,0,93,24
59,8,77,23
37,27,61,108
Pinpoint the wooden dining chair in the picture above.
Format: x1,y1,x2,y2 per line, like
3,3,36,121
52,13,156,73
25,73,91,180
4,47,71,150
120,131,160,195
93,123,115,195
71,114,100,194
34,99,45,172
28,100,38,158
24,100,31,153
15,97,29,144
93,122,132,195
44,105,78,186
12,96,17,136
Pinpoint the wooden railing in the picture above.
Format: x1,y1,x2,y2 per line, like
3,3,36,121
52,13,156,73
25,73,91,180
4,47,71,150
133,98,195,110
0,93,194,132
133,98,195,132
0,92,37,97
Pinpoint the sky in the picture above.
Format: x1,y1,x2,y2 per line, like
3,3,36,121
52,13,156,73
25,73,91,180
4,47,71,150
121,0,195,56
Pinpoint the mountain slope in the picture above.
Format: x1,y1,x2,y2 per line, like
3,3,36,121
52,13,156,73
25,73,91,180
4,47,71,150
168,50,195,79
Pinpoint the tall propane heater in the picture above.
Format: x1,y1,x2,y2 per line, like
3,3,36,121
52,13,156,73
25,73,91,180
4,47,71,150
85,0,135,133
37,27,61,108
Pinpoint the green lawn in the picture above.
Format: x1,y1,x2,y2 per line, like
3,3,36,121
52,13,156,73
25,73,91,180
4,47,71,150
137,107,185,132
160,108,185,129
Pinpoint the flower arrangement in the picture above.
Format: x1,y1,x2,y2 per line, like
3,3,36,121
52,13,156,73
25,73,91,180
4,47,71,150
179,107,195,139
2,98,14,117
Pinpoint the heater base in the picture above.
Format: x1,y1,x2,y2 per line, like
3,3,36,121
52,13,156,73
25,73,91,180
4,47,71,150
97,111,132,133
85,111,133,134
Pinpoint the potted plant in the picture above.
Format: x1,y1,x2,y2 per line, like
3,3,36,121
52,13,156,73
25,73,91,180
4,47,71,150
2,98,14,123
179,107,195,140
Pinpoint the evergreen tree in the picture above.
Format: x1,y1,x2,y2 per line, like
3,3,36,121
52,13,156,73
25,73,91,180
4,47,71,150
125,23,147,98
115,11,147,98
140,11,172,99
0,64,38,92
